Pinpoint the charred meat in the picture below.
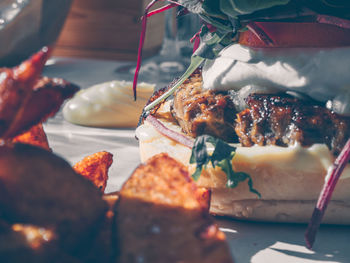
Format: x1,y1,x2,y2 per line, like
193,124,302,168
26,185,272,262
235,93,350,155
158,69,349,156
171,70,238,143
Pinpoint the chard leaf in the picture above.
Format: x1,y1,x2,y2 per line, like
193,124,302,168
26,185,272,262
219,0,291,17
175,0,204,13
202,0,224,17
190,135,261,197
193,25,230,59
176,0,292,33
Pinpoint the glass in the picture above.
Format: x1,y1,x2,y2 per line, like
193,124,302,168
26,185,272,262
0,0,30,30
0,0,72,66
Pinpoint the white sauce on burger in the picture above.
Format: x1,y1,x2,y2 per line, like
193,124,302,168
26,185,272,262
202,44,350,115
135,121,350,180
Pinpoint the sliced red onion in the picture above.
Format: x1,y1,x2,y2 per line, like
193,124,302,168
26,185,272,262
146,115,194,148
305,138,350,249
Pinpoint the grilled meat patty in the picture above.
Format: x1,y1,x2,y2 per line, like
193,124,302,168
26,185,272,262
170,70,350,155
171,70,238,143
236,93,350,156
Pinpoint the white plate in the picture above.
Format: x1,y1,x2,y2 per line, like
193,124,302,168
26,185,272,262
43,57,350,263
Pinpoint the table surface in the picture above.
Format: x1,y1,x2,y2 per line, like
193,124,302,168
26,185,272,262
43,56,350,263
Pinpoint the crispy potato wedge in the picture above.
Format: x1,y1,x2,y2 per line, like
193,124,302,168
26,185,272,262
84,193,120,263
0,220,80,263
3,76,79,140
120,153,210,210
0,143,108,255
116,153,233,263
0,48,50,138
0,195,119,263
12,123,51,151
73,151,113,192
0,48,79,139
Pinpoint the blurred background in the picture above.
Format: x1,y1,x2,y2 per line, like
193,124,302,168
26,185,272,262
0,0,190,64
0,0,201,85
53,0,165,61
0,0,72,66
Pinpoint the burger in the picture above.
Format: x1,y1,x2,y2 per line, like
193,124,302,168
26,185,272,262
135,0,350,225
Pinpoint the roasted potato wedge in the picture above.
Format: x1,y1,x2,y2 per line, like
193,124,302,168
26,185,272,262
0,143,108,255
0,222,79,263
0,48,79,140
116,153,232,263
73,151,113,192
12,123,51,151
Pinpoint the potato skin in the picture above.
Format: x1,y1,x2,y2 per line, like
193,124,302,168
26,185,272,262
0,143,108,253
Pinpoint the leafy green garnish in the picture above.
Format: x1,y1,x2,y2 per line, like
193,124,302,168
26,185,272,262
176,0,291,33
143,55,204,112
190,135,261,198
143,25,229,112
143,0,294,111
218,0,291,17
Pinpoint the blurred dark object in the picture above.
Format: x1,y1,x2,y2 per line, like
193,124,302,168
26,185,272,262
53,0,165,61
0,0,72,67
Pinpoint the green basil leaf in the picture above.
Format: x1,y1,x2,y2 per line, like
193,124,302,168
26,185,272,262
190,135,210,166
192,166,204,181
190,135,210,181
211,139,236,167
190,135,261,197
225,170,261,198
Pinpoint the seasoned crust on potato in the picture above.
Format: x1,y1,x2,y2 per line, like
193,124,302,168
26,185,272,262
73,151,113,192
11,123,51,151
116,153,233,263
0,49,79,140
120,152,209,210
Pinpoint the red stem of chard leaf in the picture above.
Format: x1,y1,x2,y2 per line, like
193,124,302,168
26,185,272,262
316,15,350,29
133,0,179,101
190,30,201,53
246,22,274,47
147,3,178,17
133,0,158,100
146,115,194,149
305,138,350,249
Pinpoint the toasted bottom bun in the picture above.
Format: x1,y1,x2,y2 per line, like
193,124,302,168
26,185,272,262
135,119,350,224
